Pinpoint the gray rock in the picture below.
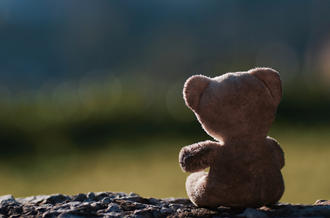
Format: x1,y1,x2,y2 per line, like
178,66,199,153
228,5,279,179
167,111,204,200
3,192,330,217
0,195,16,205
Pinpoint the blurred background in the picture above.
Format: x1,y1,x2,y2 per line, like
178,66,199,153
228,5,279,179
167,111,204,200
0,0,330,204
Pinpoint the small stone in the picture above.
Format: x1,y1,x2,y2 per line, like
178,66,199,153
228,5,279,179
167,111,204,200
16,195,49,205
101,197,112,203
123,196,142,203
105,203,122,213
90,202,98,207
116,192,129,198
152,210,162,218
95,192,111,201
221,211,230,216
35,203,53,213
128,192,140,197
238,207,267,218
146,205,161,210
47,194,70,204
6,204,23,217
168,203,181,211
132,209,153,218
105,212,122,217
71,193,86,202
315,199,330,205
42,210,61,217
67,201,82,210
163,197,193,206
85,192,96,202
58,213,82,218
157,201,169,208
258,206,273,211
160,208,173,214
134,202,146,209
148,198,160,205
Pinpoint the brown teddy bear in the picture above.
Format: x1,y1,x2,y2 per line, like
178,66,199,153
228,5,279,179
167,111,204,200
179,68,285,208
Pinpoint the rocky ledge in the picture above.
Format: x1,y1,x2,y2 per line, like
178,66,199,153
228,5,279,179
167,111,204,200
1,192,330,218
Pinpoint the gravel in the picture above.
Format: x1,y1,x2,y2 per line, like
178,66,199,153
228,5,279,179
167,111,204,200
1,192,330,217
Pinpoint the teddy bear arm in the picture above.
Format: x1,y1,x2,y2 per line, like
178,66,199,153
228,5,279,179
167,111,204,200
179,140,219,173
266,136,285,169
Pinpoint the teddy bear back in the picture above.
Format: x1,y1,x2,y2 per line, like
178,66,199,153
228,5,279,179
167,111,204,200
201,137,284,208
183,68,282,142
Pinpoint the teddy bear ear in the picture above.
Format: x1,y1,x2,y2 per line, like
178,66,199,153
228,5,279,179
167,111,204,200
183,75,211,111
249,68,283,105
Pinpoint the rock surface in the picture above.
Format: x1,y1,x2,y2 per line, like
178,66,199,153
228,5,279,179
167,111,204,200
0,192,330,217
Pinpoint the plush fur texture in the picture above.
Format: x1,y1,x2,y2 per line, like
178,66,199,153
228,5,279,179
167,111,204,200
179,68,285,208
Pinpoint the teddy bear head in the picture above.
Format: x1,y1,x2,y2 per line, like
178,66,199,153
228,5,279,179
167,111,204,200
183,68,282,142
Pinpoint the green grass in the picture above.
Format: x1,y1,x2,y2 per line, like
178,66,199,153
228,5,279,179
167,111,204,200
1,126,330,205
270,125,330,204
0,138,189,199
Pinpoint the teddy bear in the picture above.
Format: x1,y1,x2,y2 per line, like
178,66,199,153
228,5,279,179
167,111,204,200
179,67,285,208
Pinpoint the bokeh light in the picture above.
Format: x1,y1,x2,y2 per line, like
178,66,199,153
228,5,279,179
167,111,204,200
166,79,194,121
256,41,300,83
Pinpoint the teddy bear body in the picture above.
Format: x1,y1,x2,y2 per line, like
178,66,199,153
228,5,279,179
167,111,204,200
179,68,284,208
